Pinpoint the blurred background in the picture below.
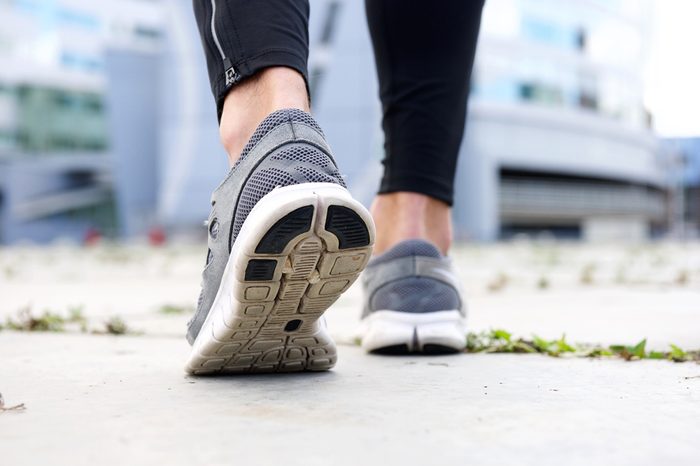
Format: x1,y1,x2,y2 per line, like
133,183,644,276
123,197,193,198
0,0,698,245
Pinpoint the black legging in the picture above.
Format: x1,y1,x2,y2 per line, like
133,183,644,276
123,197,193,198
193,0,485,206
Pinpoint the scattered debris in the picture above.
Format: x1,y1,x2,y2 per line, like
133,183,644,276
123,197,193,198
0,392,26,413
579,263,596,285
487,272,509,292
675,269,689,286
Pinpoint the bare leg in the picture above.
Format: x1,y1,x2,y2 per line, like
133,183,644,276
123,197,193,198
365,0,484,256
218,67,453,256
219,67,309,166
370,192,452,255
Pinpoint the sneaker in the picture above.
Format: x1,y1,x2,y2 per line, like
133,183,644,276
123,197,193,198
185,109,375,374
359,239,467,354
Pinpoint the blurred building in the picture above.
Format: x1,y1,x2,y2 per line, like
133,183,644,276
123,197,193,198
0,0,669,243
663,138,700,238
460,0,664,241
0,0,162,242
310,0,665,241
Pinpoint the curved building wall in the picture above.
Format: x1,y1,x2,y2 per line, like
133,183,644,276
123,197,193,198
453,0,663,241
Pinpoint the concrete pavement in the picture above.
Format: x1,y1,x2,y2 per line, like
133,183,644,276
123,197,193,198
1,242,699,465
2,332,699,466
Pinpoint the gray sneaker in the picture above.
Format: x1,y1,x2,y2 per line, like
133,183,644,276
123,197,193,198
359,239,467,354
186,109,375,374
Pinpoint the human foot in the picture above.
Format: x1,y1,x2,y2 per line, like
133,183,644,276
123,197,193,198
359,239,466,354
370,192,452,255
219,67,310,166
186,109,375,374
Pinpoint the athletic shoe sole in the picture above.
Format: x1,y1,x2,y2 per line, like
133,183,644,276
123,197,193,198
186,183,374,375
359,310,467,355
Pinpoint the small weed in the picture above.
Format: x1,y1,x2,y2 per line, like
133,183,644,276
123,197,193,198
609,339,648,361
3,266,17,279
93,316,140,336
67,305,88,332
537,276,550,290
487,273,509,292
580,263,596,285
466,330,700,363
2,305,88,333
467,329,536,354
3,306,69,332
669,344,688,362
675,269,689,286
532,334,576,356
102,316,129,335
2,306,135,336
158,304,191,315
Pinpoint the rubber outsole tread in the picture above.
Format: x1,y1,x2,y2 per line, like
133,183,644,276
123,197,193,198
186,184,374,375
370,344,412,355
422,344,461,355
369,343,461,356
255,205,314,254
244,259,277,281
325,205,370,250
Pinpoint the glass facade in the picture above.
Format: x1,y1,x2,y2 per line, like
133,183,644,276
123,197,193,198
474,0,653,129
0,0,162,157
0,0,163,244
14,85,107,152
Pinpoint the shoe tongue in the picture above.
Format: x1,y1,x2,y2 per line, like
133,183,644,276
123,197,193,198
234,108,323,169
371,239,442,265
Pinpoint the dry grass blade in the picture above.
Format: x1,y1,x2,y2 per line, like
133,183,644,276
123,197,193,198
0,392,26,413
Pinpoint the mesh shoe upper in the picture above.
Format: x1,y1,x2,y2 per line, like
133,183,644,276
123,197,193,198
187,109,345,344
231,143,346,250
234,109,325,169
362,239,463,317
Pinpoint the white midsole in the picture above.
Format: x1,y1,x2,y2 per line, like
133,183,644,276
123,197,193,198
359,310,467,352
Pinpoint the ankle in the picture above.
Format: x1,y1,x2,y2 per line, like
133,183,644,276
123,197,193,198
219,67,310,165
370,192,452,255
